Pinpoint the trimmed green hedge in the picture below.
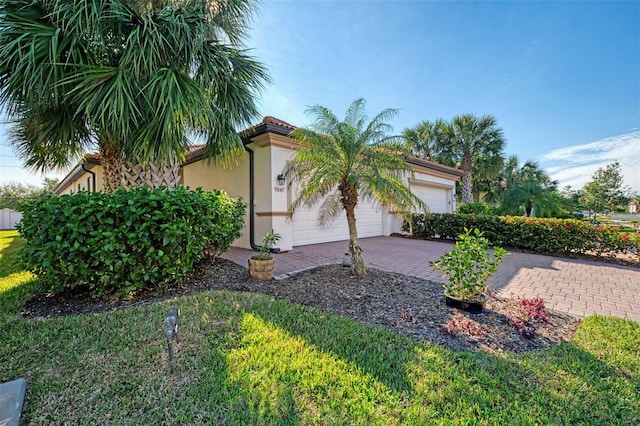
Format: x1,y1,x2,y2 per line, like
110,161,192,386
17,187,245,298
408,213,639,258
456,202,496,216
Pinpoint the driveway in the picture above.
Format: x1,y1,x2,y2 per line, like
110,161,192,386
222,236,640,323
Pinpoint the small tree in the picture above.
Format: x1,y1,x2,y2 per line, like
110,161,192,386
558,185,584,216
493,157,560,217
287,98,426,275
583,162,629,222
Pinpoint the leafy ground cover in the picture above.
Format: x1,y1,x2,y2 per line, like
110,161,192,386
1,230,639,424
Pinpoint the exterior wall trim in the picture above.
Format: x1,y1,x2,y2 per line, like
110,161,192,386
409,178,455,189
256,211,290,217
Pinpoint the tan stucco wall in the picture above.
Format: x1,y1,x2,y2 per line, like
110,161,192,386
246,136,298,251
53,131,463,252
181,153,252,249
58,165,104,195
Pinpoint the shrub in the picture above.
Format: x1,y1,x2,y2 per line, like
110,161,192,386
456,202,496,216
431,228,508,302
17,187,245,298
408,213,638,259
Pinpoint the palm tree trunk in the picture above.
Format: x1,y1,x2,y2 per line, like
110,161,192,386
148,156,180,189
99,138,123,193
525,202,532,217
121,162,148,189
345,204,366,275
461,156,473,204
120,156,180,190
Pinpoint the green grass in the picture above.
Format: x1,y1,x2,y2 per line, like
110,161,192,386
1,230,639,424
0,230,36,323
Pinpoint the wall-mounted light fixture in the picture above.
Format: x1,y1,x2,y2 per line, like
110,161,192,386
276,174,286,186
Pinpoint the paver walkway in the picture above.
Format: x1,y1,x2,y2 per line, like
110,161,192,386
222,236,640,323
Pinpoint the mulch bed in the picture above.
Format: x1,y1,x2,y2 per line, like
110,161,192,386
22,258,580,355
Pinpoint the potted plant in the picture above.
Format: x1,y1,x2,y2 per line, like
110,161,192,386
430,228,508,313
248,231,281,280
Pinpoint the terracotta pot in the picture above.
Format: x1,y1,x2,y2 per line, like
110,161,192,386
248,257,274,280
444,292,489,314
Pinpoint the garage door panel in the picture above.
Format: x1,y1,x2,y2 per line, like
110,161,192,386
292,198,383,246
412,185,450,214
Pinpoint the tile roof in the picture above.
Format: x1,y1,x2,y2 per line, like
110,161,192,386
71,120,462,177
261,116,297,130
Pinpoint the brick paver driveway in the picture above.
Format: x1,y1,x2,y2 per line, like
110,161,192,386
222,236,640,323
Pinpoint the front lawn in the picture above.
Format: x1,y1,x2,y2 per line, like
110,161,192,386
1,230,639,424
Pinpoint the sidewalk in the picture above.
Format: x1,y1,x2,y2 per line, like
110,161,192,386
222,236,640,323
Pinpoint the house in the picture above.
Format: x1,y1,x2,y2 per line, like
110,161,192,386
55,117,464,251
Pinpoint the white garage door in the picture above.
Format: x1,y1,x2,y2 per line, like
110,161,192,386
292,198,383,246
411,184,450,213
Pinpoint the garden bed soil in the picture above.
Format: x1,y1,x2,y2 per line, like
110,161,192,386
22,259,580,354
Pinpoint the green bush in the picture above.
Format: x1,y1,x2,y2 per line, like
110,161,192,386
456,202,496,216
408,213,638,258
17,187,245,298
431,228,508,301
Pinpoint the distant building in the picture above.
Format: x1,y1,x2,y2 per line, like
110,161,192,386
629,201,637,214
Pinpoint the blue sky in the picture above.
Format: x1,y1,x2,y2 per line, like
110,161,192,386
1,0,639,193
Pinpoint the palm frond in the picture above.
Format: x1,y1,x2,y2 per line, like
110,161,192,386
0,0,269,182
289,98,423,218
317,192,343,226
9,105,93,172
63,66,143,140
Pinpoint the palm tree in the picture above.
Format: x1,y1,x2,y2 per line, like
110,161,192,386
471,151,504,203
287,98,426,275
402,119,447,160
437,114,505,204
0,0,268,191
494,157,560,217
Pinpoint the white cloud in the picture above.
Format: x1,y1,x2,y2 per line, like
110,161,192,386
539,131,640,193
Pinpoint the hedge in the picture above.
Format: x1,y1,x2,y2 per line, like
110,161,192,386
407,213,639,259
456,202,496,216
17,187,246,298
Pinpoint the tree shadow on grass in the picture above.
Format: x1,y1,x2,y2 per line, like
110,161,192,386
7,289,639,424
231,292,640,424
0,233,26,279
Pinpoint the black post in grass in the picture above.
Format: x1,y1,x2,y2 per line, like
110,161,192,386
166,304,180,373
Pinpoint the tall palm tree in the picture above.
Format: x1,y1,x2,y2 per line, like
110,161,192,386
438,114,505,204
0,0,269,191
287,98,426,275
471,151,504,203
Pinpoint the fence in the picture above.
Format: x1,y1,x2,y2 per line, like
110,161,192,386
0,208,22,230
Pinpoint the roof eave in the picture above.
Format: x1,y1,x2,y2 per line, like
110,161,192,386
184,122,296,166
405,157,465,178
241,122,294,142
54,157,100,194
